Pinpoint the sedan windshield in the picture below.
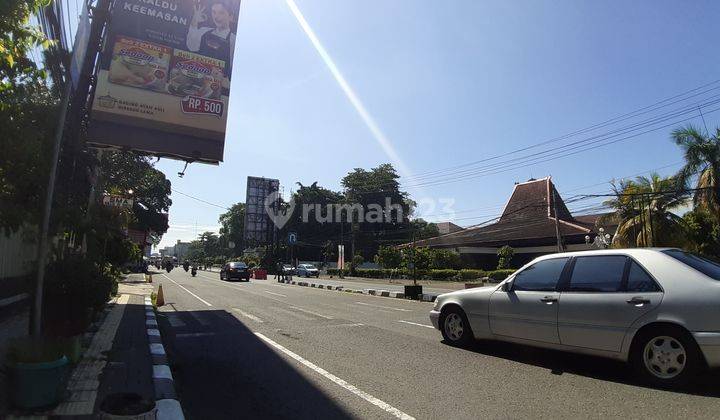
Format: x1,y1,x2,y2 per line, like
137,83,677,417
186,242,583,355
663,250,720,281
229,262,247,268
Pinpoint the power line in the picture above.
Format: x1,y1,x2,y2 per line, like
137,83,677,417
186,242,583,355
404,79,720,181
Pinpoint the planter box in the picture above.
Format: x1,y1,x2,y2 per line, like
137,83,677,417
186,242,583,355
404,285,423,300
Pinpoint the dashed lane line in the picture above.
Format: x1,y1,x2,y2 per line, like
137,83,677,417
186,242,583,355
398,320,434,329
264,291,287,297
255,332,415,420
355,302,411,312
232,308,264,323
161,273,213,307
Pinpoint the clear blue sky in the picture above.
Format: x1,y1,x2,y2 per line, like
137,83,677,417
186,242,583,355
153,0,720,249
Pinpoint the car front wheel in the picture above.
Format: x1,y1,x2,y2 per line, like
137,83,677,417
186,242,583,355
440,306,473,347
631,325,701,387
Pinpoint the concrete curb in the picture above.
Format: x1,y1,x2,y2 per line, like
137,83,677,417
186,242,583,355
276,279,426,301
144,296,184,420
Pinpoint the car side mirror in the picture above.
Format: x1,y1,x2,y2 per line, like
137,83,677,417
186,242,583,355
501,279,513,292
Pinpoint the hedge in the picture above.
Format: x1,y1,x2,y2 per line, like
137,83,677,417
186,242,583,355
326,267,516,282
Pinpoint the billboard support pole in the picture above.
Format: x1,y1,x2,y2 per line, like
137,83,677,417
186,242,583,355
32,80,73,336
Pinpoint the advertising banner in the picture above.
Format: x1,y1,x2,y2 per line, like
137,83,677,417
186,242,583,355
102,194,134,209
88,0,241,163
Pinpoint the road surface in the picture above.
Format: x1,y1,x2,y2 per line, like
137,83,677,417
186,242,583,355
153,269,720,419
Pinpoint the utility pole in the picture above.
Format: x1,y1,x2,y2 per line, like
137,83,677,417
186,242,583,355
411,223,417,286
552,188,564,253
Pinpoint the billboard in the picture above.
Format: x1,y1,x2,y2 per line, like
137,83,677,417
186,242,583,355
244,176,279,246
88,0,241,164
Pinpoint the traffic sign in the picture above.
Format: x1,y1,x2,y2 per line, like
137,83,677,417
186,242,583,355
288,232,297,245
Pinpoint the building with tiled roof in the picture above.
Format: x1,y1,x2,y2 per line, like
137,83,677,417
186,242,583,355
413,177,617,269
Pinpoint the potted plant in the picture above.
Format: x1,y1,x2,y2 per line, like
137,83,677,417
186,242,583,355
6,337,69,409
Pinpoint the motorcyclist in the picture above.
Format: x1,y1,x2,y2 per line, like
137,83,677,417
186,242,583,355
183,260,190,272
191,263,197,277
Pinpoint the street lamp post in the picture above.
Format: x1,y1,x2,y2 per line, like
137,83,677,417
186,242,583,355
585,227,612,249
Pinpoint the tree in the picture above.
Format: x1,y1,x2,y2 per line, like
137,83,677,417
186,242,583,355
402,247,432,272
672,125,720,223
412,218,439,240
341,164,413,258
603,174,688,248
496,245,514,269
431,248,462,269
218,202,245,256
683,210,720,259
375,245,402,269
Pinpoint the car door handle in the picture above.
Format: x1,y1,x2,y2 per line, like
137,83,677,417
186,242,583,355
626,297,651,305
540,296,557,304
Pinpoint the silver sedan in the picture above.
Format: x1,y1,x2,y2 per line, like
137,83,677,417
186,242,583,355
429,248,720,387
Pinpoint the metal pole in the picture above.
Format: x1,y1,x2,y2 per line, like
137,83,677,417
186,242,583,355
339,213,344,278
647,193,655,247
552,188,564,252
33,80,73,336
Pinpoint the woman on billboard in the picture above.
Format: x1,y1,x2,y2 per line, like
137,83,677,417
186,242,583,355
186,0,238,78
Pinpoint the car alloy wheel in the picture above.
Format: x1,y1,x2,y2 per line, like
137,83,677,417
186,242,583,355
444,313,464,341
643,336,686,379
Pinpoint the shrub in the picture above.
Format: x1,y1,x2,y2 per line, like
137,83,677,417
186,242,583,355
458,269,487,280
497,245,514,269
427,269,458,280
486,269,515,282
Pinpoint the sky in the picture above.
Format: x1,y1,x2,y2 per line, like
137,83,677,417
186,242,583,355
147,0,720,250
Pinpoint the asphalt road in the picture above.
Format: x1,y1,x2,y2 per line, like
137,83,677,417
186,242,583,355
154,269,720,419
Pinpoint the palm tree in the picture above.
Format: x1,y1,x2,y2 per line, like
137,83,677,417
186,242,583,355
602,173,689,248
672,125,720,221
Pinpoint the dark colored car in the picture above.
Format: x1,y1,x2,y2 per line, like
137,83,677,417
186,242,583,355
220,262,251,282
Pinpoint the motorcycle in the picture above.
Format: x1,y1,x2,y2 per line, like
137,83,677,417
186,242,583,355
183,262,189,272
165,263,172,273
191,266,197,277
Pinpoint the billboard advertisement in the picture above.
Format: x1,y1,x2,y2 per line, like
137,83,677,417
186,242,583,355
88,0,241,163
244,176,280,246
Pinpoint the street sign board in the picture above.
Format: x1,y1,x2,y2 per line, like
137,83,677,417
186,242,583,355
87,0,242,164
288,232,297,245
102,194,134,209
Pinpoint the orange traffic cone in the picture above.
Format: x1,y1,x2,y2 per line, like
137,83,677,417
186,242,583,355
156,284,165,306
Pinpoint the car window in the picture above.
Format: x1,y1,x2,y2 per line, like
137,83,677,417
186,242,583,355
568,256,626,292
512,258,568,292
627,261,661,292
663,250,720,281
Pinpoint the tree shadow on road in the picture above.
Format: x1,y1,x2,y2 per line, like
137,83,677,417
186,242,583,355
446,339,720,398
156,307,355,420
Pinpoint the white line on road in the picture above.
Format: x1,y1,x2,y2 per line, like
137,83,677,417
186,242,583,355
327,323,365,328
355,302,411,312
398,320,434,329
233,308,264,323
160,273,213,307
175,332,217,338
264,291,287,297
289,306,333,319
255,332,415,420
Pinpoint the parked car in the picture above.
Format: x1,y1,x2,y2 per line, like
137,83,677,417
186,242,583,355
220,261,251,282
296,264,319,278
429,248,720,387
282,264,296,276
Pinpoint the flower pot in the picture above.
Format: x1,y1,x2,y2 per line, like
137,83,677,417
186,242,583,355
99,392,157,419
9,356,68,409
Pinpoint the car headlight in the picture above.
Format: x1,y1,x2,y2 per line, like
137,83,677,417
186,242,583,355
432,299,441,310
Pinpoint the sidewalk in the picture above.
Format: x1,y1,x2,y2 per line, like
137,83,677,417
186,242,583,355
3,274,177,419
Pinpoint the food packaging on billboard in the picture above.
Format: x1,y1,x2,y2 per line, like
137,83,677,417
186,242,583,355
167,50,224,99
108,36,171,92
88,0,242,164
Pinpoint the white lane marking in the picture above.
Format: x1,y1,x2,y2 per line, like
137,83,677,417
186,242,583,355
398,320,434,329
255,332,415,420
327,323,364,328
233,308,264,323
161,273,212,307
265,291,287,297
355,302,411,312
289,306,333,319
